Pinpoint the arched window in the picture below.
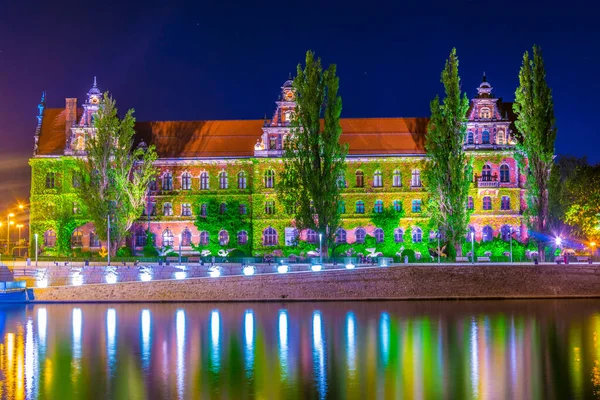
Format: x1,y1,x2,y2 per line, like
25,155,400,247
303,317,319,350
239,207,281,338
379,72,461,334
148,179,157,191
467,131,474,145
219,171,228,189
237,171,247,189
306,229,318,244
162,229,174,247
501,225,512,241
199,231,209,245
263,227,278,246
181,228,192,246
45,172,55,189
481,130,490,144
394,228,404,243
374,228,384,243
220,202,227,214
181,172,192,190
356,201,365,214
467,196,474,210
393,200,402,212
337,173,346,188
497,130,506,145
393,169,402,187
182,203,192,216
411,169,421,187
374,200,383,213
482,164,492,181
482,226,493,242
237,231,248,245
162,173,173,191
501,196,511,210
356,171,364,187
200,172,209,190
500,164,510,183
89,232,100,248
355,227,366,244
483,196,492,210
373,170,382,187
219,230,229,246
264,170,275,188
335,228,347,244
71,229,83,247
163,202,173,216
412,227,422,243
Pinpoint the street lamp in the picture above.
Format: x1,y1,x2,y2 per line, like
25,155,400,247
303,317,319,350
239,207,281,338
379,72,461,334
178,233,182,264
319,233,323,266
6,213,14,256
471,231,475,264
17,224,24,244
509,226,513,263
437,230,440,264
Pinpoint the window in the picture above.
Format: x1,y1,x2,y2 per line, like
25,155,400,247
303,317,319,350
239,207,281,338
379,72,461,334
44,230,56,247
411,169,421,187
480,107,491,119
238,171,247,189
374,228,384,243
394,228,404,243
89,232,100,248
497,130,506,145
182,203,192,216
150,202,156,216
429,230,437,242
393,200,402,212
412,199,422,213
500,164,510,183
199,231,209,245
219,230,229,246
162,173,173,191
467,196,474,210
263,227,278,246
482,226,493,242
501,225,512,241
238,231,248,245
481,130,490,144
501,196,511,210
162,229,174,247
412,227,422,243
219,171,228,189
181,172,192,190
72,173,81,188
306,229,318,244
163,202,173,216
355,228,366,244
148,179,157,191
71,229,83,247
200,203,207,217
200,172,209,190
264,170,275,188
338,201,346,214
220,202,227,214
337,173,346,188
335,228,347,244
374,200,383,213
483,196,492,210
356,201,365,214
355,171,364,187
135,229,146,247
45,173,55,189
181,228,192,246
265,201,275,215
393,170,402,187
239,204,247,215
373,170,382,187
482,165,492,181
467,131,474,145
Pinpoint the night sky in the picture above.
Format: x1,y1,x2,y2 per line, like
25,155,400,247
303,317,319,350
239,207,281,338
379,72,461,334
0,0,597,215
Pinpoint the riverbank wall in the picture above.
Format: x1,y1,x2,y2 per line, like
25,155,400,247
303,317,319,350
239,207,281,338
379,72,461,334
30,264,600,302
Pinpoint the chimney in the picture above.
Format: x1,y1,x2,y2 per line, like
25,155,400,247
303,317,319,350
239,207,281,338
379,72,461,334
65,98,77,134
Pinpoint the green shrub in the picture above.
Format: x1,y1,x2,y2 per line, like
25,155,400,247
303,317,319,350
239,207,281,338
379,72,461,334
116,247,132,257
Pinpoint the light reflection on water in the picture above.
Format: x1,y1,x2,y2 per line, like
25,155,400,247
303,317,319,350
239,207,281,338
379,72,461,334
1,300,600,399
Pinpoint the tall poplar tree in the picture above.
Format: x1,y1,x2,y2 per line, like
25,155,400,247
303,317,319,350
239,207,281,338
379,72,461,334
278,51,347,255
424,48,472,257
513,45,557,260
78,93,158,256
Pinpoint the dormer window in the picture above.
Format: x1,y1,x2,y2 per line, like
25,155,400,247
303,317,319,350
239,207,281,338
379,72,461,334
284,110,293,122
479,107,491,119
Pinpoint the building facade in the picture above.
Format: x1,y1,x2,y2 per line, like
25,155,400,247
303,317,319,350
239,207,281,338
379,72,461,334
29,75,526,257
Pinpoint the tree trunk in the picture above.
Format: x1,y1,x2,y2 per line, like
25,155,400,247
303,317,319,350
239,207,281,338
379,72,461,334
455,241,463,258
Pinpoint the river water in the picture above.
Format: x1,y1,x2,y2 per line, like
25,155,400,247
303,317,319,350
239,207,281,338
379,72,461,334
1,300,600,399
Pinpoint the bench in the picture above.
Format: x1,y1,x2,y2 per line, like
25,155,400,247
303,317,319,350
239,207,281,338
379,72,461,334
477,257,491,262
188,257,200,264
576,256,591,262
555,257,565,264
166,257,179,265
456,257,470,263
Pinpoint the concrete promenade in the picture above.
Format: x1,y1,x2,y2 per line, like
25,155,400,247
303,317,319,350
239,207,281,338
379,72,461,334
26,263,600,302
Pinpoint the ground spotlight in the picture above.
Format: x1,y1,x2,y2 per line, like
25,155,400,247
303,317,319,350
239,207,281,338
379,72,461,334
311,264,322,272
277,264,289,274
345,263,355,269
105,273,117,284
209,267,221,278
243,265,256,276
174,271,187,280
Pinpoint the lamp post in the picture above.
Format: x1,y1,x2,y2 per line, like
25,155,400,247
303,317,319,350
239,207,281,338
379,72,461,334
590,242,596,265
107,214,111,266
35,233,38,267
17,224,24,244
437,230,440,264
509,227,513,263
6,213,14,256
471,231,475,264
178,233,182,264
319,233,323,266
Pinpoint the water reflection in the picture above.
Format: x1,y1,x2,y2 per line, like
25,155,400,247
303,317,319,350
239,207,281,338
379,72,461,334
2,300,600,398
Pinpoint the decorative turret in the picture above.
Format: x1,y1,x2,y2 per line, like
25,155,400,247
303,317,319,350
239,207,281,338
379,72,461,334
255,77,296,157
65,77,104,155
33,91,46,155
476,72,493,98
80,76,102,127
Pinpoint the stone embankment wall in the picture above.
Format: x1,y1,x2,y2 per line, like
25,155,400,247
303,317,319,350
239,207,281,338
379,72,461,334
31,264,600,302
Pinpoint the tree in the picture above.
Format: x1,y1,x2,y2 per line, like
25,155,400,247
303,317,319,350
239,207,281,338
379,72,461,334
548,155,588,230
424,48,472,257
513,45,557,260
560,162,600,241
78,93,158,256
278,51,348,256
